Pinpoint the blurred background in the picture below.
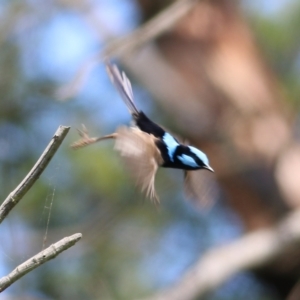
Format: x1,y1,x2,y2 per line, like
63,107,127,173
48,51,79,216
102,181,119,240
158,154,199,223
1,0,300,299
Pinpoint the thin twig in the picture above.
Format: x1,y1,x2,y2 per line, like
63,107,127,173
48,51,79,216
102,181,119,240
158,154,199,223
102,0,198,58
0,125,70,224
0,233,82,292
57,0,199,100
140,209,300,300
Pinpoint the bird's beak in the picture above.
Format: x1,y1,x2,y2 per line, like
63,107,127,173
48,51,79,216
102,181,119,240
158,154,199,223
204,165,214,173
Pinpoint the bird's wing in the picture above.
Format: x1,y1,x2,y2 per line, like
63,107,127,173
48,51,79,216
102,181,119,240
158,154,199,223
184,170,217,208
105,61,139,115
114,126,162,204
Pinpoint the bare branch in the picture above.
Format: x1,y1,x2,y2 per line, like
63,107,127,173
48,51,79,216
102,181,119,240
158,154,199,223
56,0,199,100
102,0,199,58
0,233,82,292
140,209,300,300
0,125,70,224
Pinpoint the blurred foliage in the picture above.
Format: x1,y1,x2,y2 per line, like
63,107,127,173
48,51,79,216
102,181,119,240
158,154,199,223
0,1,299,300
246,1,300,107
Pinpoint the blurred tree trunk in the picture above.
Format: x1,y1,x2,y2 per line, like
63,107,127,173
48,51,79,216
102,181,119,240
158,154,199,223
136,0,300,296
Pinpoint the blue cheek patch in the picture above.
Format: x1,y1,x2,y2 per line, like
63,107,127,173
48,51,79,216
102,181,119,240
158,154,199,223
163,132,179,162
189,146,209,166
178,154,199,168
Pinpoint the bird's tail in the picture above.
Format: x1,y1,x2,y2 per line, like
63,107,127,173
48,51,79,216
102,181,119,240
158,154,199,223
105,60,139,116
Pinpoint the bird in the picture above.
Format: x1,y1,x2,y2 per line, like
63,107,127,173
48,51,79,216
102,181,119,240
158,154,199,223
71,61,214,204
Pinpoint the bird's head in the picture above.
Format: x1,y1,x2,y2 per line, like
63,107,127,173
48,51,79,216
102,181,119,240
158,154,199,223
176,145,214,172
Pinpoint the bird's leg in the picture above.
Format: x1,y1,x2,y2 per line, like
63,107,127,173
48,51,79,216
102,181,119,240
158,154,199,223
71,124,116,149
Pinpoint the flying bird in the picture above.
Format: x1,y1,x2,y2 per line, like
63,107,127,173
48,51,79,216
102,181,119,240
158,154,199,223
72,61,214,204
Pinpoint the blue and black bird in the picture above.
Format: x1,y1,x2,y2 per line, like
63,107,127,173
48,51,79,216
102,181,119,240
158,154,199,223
72,61,213,203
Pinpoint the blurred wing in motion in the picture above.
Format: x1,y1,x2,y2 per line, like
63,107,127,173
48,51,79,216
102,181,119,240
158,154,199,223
184,170,217,207
71,124,116,149
115,126,162,204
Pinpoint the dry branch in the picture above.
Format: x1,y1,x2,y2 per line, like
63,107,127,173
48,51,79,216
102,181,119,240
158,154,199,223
0,125,70,224
140,209,300,300
0,233,82,292
57,0,199,99
102,0,199,58
0,126,83,293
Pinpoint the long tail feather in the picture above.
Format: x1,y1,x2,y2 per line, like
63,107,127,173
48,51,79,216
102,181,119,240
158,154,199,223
105,60,139,115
